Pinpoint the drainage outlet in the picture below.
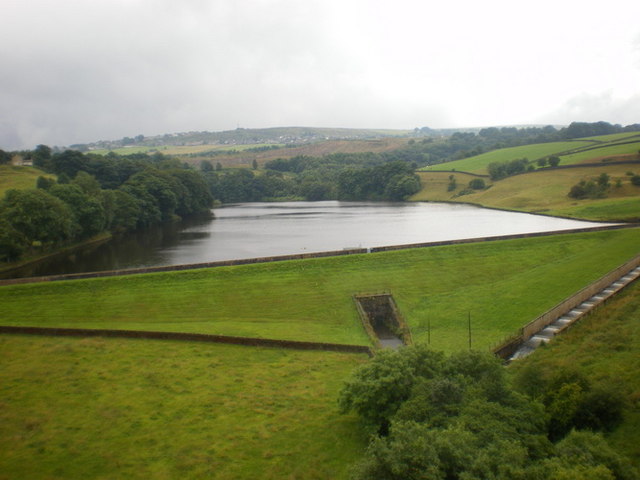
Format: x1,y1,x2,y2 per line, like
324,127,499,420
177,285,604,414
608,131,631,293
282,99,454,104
354,293,411,349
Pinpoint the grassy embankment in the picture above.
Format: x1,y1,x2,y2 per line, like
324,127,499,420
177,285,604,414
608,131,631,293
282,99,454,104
2,228,640,352
508,278,640,468
0,337,367,479
413,133,640,221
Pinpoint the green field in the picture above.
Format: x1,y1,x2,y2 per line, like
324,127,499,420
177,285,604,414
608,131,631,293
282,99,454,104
508,279,640,468
422,134,640,175
2,228,640,352
581,132,640,142
421,140,594,174
0,165,54,197
0,336,367,479
558,141,640,164
414,165,640,221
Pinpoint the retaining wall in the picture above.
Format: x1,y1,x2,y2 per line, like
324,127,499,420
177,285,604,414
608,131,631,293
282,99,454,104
0,325,374,356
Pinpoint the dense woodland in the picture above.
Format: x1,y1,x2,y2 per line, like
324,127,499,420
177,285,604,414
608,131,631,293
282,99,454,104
340,346,637,480
0,146,214,262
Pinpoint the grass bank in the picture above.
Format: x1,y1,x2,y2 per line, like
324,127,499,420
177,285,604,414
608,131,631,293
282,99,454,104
0,336,367,479
508,279,640,467
2,228,640,352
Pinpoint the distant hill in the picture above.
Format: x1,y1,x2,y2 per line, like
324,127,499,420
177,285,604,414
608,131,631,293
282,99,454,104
72,126,414,152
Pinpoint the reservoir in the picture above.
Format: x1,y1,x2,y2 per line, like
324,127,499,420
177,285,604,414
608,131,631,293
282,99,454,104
3,201,612,278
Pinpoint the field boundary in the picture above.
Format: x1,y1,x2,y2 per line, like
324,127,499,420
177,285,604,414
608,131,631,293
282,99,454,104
2,225,639,286
0,325,374,356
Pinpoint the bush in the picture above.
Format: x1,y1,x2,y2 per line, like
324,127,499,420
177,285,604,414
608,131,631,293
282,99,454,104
631,175,640,186
468,178,485,190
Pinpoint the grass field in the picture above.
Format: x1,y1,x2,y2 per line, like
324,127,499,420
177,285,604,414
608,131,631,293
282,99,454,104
421,141,595,174
559,141,640,165
0,165,54,197
0,336,367,479
508,279,640,468
2,228,640,352
413,164,640,221
421,134,640,175
581,132,640,142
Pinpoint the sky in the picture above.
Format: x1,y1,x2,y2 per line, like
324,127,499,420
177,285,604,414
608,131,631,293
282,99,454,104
2,0,640,150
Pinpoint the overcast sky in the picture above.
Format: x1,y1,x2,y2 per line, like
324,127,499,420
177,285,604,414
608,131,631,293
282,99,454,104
2,0,640,149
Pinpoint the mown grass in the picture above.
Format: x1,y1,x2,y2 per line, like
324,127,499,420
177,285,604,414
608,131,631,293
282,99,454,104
2,229,640,352
0,336,367,479
413,165,640,221
0,165,54,197
507,279,640,468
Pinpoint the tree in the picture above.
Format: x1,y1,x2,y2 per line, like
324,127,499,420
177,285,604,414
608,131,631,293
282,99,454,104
50,149,86,178
548,155,561,167
252,159,258,170
0,216,26,262
72,171,102,196
36,176,56,190
339,346,445,431
49,184,106,238
32,144,52,170
124,169,180,220
1,189,74,245
468,178,485,190
0,149,12,165
384,173,421,200
447,175,457,192
597,173,610,188
200,160,214,172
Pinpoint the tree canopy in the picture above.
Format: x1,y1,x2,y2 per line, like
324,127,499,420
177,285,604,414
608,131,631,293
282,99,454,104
340,346,636,480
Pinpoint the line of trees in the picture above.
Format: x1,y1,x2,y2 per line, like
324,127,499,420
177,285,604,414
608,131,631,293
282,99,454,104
339,346,636,480
0,147,213,263
205,157,421,203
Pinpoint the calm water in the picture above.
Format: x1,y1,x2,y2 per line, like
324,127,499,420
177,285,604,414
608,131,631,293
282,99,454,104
3,201,611,278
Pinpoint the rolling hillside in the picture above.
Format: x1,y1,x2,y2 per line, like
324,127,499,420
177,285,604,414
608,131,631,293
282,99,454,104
421,132,640,175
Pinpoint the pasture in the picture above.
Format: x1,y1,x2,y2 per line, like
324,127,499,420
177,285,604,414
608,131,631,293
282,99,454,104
421,140,595,174
414,163,640,222
0,165,54,197
421,133,640,175
0,336,367,479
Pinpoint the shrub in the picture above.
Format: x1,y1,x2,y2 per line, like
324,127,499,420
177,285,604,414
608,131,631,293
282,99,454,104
468,178,485,190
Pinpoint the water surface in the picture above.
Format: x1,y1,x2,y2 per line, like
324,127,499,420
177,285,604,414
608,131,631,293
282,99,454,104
4,201,611,278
